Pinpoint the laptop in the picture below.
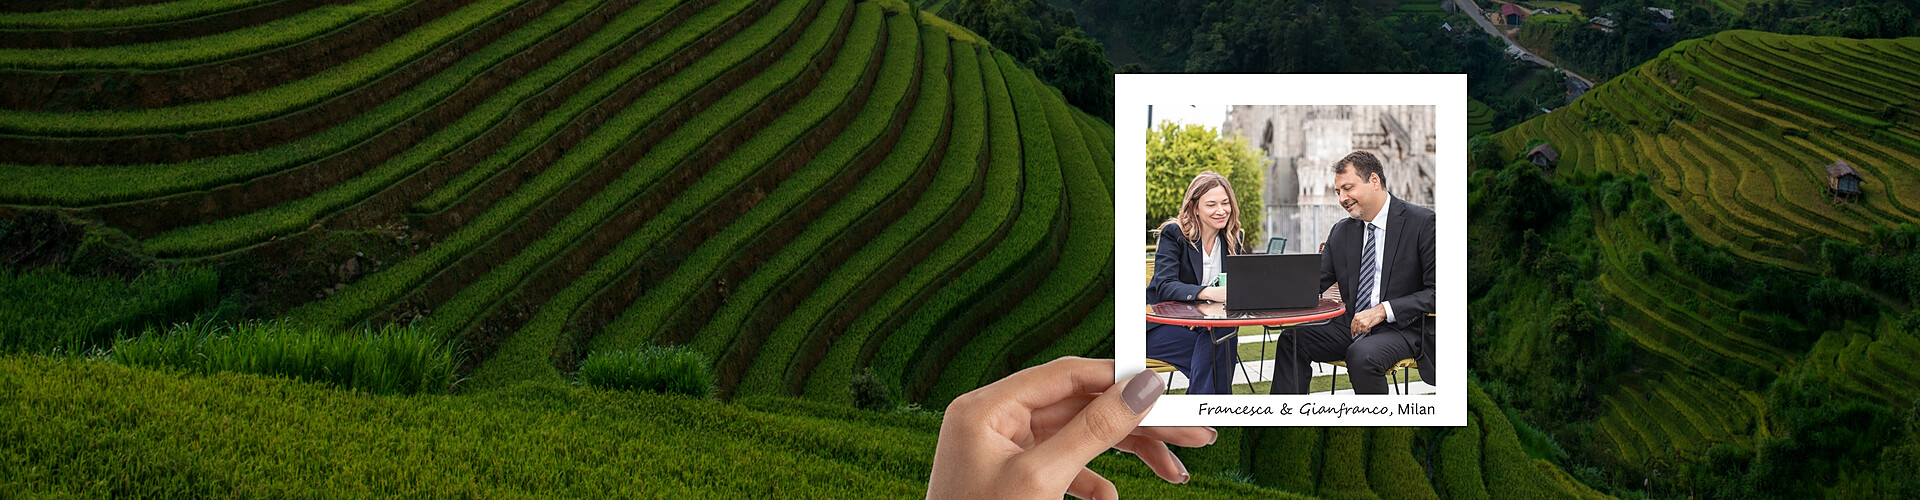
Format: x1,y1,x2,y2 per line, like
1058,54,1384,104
1223,253,1320,310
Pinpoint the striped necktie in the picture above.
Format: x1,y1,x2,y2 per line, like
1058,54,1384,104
1356,222,1378,313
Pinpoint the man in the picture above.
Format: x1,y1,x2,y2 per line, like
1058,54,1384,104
1269,151,1436,395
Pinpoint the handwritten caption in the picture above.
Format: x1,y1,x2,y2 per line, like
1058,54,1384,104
1197,402,1435,418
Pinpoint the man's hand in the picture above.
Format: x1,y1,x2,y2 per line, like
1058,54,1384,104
1350,304,1386,336
1198,286,1226,303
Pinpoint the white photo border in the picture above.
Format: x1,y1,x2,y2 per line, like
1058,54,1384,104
1114,74,1468,427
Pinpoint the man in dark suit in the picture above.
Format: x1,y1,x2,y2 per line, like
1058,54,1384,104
1269,151,1436,394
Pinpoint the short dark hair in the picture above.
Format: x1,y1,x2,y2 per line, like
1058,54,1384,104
1333,151,1385,187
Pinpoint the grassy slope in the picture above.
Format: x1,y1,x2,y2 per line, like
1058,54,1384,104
0,354,1286,498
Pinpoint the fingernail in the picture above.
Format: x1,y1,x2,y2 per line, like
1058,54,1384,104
1122,370,1162,414
1174,456,1191,484
1205,427,1219,446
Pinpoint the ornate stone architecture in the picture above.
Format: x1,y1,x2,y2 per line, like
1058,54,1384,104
1221,105,1436,254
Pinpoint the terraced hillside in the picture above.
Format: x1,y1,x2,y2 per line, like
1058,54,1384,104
0,0,1116,404
1495,31,1920,273
1484,30,1920,485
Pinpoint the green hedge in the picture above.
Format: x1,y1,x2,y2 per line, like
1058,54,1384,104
142,0,676,257
112,320,456,395
1434,413,1489,499
0,266,215,354
925,59,1110,404
461,0,864,389
283,0,760,329
736,24,969,397
1249,427,1321,493
805,42,1017,401
1368,427,1439,500
0,0,529,136
865,48,1059,399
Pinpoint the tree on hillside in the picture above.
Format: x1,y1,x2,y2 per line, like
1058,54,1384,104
948,0,1115,120
1145,121,1265,249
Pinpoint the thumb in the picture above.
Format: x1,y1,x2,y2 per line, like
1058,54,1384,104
1013,370,1163,480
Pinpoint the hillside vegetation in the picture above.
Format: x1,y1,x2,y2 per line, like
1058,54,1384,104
0,0,1122,407
1475,30,1920,497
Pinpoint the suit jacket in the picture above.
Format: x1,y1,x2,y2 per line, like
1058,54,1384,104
1146,222,1243,337
1321,195,1437,382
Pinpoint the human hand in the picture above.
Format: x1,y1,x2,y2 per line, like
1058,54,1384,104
1198,286,1226,303
927,357,1218,500
1351,304,1386,336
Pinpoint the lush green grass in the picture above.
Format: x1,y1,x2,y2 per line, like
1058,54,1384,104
0,0,412,70
0,354,1282,497
737,24,976,397
804,42,1019,401
284,0,762,329
112,320,457,395
580,3,895,364
687,10,939,393
0,0,529,136
0,0,680,208
925,58,1111,404
1468,99,1495,137
867,48,1061,400
463,0,866,389
577,345,715,398
0,0,279,29
0,266,216,354
412,0,723,214
141,0,673,257
395,0,821,340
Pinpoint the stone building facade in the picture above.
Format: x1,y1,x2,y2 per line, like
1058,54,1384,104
1221,105,1436,254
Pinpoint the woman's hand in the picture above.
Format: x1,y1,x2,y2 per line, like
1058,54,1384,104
1197,286,1226,303
927,357,1217,500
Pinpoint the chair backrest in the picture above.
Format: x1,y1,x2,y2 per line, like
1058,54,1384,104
1266,237,1287,254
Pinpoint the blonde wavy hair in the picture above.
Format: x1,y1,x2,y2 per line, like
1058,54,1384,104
1162,170,1244,254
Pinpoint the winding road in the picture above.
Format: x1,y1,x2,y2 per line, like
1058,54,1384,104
1450,0,1595,89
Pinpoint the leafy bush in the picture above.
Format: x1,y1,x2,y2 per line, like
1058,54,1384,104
577,346,715,399
848,367,894,411
112,320,456,395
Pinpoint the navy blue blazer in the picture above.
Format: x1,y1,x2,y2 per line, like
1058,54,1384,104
1147,222,1243,335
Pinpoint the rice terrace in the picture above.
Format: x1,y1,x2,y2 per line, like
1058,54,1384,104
3,0,1920,496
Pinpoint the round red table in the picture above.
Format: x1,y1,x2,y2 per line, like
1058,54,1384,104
1145,298,1346,394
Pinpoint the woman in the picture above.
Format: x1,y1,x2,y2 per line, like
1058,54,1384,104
1147,171,1247,394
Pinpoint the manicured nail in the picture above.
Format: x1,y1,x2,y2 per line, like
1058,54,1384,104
1122,370,1162,414
1204,427,1219,446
